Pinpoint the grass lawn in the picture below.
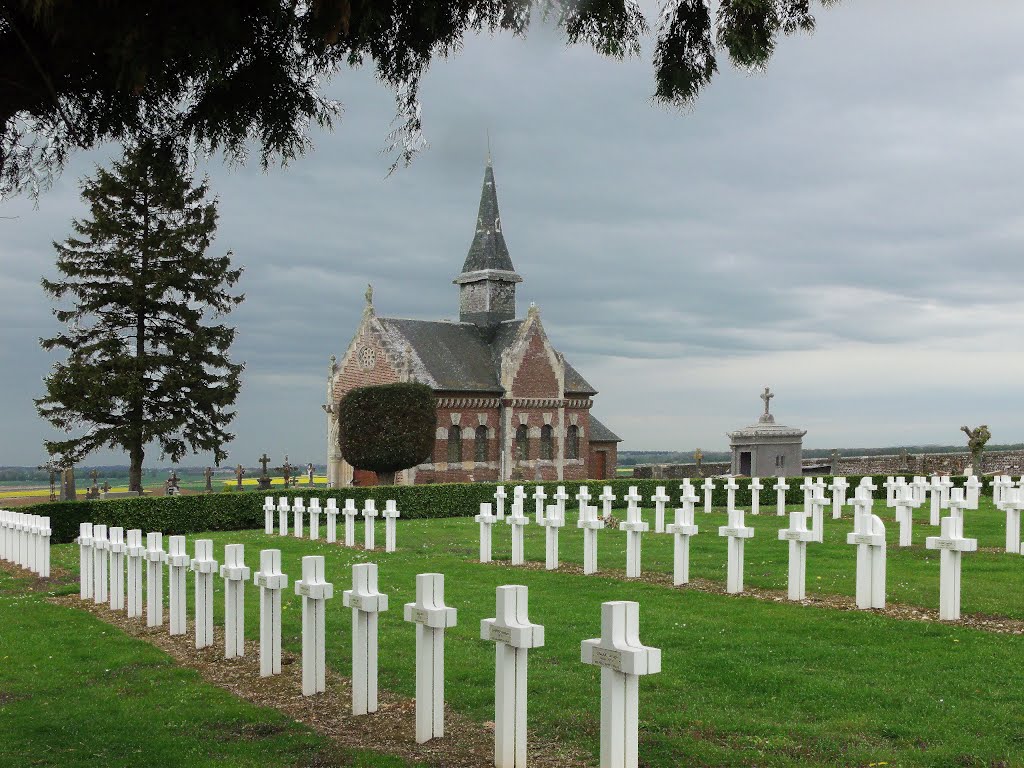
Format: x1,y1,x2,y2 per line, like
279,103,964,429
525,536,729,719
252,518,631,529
14,496,1024,767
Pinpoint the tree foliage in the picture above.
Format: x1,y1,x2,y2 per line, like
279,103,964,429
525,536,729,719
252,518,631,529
1,0,839,198
338,382,436,485
36,138,244,491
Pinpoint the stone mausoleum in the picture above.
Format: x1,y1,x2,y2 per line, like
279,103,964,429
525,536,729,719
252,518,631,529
727,388,806,477
324,160,621,486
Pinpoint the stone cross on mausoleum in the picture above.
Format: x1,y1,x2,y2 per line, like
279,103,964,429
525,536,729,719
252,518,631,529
761,386,774,418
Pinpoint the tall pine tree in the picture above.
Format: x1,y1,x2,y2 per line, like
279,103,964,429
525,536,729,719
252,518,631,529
36,139,244,492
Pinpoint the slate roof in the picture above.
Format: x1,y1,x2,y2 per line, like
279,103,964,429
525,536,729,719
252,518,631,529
375,317,597,395
461,162,516,274
589,416,622,443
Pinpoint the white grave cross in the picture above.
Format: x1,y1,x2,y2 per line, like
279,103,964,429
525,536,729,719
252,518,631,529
363,499,378,550
749,477,763,516
108,527,126,611
263,496,275,534
599,486,616,518
343,499,359,547
724,477,739,514
125,530,144,618
621,487,649,578
578,503,605,575
1001,487,1023,554
144,532,165,627
166,535,189,636
277,496,290,536
702,478,715,514
191,539,218,649
829,477,848,520
651,486,670,533
718,507,755,594
308,498,322,540
292,497,305,539
774,477,789,517
220,543,250,659
894,486,915,548
495,485,507,521
925,508,978,621
845,493,886,609
666,485,699,586
778,509,814,601
91,524,109,606
507,501,530,566
542,504,564,570
76,523,93,601
383,499,401,552
344,562,389,715
576,486,592,523
295,555,334,695
326,498,339,543
403,573,458,743
532,485,547,526
254,549,288,676
476,502,496,563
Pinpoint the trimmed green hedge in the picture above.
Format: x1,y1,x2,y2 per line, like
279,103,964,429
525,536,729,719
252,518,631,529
25,474,981,544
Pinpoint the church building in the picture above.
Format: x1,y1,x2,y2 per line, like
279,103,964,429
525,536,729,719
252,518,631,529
325,160,621,486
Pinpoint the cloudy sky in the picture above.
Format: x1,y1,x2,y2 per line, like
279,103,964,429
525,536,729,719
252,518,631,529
2,1,1023,468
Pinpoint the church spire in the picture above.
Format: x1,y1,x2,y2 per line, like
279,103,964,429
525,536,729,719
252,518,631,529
454,158,522,328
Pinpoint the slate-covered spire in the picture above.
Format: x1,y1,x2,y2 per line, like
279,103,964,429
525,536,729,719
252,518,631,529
455,158,522,328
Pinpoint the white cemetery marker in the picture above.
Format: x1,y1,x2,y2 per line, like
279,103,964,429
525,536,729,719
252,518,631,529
576,486,592,522
144,532,165,627
724,477,739,515
507,501,530,566
925,498,978,621
808,490,827,545
166,535,189,636
37,516,51,579
76,523,94,601
0,511,8,564
292,497,305,539
542,503,564,570
829,477,848,520
666,485,699,586
277,496,290,536
778,509,814,601
965,475,982,511
495,485,507,521
343,499,359,547
263,496,275,535
191,539,218,649
621,487,649,579
220,543,250,659
800,477,815,516
718,507,755,594
126,530,144,619
254,549,288,676
554,485,569,523
845,492,887,609
403,573,458,743
108,527,126,611
578,503,605,575
295,555,334,695
774,477,789,516
883,476,897,508
894,486,915,548
481,585,544,768
991,476,1010,511
939,476,953,508
912,476,929,507
581,601,661,768
363,499,378,550
1001,487,1023,554
532,485,547,526
325,498,339,543
24,514,37,573
92,524,109,605
859,477,879,511
702,478,715,514
343,563,389,716
651,486,670,533
749,477,763,516
512,486,526,520
600,485,616,518
383,500,401,552
308,498,322,540
477,503,497,563
929,476,943,526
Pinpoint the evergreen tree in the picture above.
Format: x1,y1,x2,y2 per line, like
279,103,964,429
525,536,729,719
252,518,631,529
36,139,244,492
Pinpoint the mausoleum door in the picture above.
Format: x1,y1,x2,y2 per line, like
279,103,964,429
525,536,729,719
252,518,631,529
740,452,752,476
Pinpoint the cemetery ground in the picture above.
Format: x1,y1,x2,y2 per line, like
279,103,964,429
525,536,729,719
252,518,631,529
3,497,1023,767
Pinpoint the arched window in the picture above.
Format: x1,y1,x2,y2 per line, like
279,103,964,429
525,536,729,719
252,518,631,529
515,424,529,460
566,425,580,460
448,425,462,463
475,425,489,463
540,424,554,460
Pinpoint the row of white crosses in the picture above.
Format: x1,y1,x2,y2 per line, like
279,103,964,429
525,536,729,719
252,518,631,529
0,510,51,577
992,477,1024,554
262,496,400,552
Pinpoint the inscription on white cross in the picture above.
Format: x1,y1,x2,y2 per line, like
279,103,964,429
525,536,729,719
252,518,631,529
724,477,739,515
482,585,544,768
166,535,189,636
92,524,109,605
126,530,144,619
778,509,814,601
581,601,661,768
542,504,564,570
506,499,530,566
494,485,507,521
325,498,339,543
263,496,275,534
343,499,359,547
599,486,616,519
829,477,848,519
292,497,305,539
666,484,699,586
845,491,886,609
383,500,400,552
108,527,126,611
925,489,977,621
308,498,322,540
403,573,458,743
191,539,218,649
295,555,334,695
749,477,763,516
344,563,389,715
75,523,93,601
651,486,670,533
774,477,789,517
702,478,715,514
718,507,755,594
579,502,605,575
477,503,497,563
144,532,165,627
532,485,547,525
254,549,288,676
621,487,649,579
220,544,250,659
363,499,378,550
277,496,290,536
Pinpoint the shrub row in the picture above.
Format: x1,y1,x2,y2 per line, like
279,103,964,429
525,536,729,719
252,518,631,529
24,474,979,544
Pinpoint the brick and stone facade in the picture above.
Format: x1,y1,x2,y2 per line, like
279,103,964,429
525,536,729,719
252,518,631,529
325,160,620,486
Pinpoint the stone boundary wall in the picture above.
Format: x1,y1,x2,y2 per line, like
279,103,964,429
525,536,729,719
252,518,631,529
632,449,1024,478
